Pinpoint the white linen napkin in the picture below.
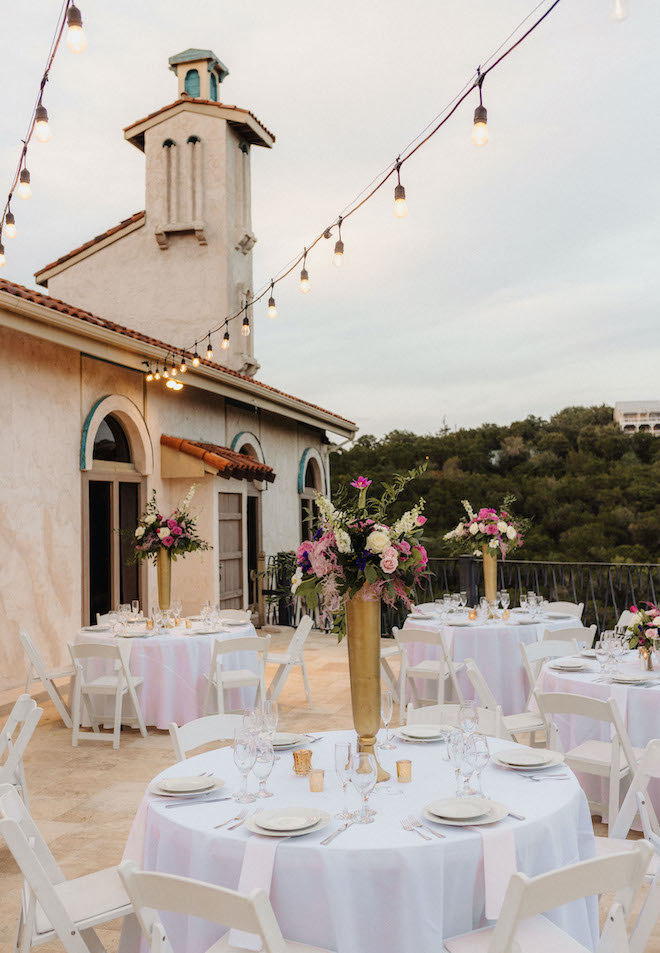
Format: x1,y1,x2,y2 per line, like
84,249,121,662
228,833,287,951
469,824,517,920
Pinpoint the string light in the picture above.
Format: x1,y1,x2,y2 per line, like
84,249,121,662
332,217,344,268
206,334,213,360
17,168,31,200
0,244,5,268
154,365,161,381
611,0,628,19
179,355,187,373
146,368,153,382
66,4,87,53
35,105,51,143
300,249,311,293
162,363,169,379
242,301,251,337
222,326,230,349
267,282,277,319
171,361,177,377
192,343,200,366
5,211,16,239
166,379,183,391
472,69,488,146
394,158,407,218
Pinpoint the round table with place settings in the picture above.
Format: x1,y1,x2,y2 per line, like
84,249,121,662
403,607,585,715
76,620,258,729
122,730,597,953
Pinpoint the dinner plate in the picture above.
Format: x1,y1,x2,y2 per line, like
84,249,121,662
423,800,509,827
448,620,477,627
399,724,445,740
160,776,216,794
581,649,597,658
272,732,306,749
394,728,445,743
495,748,554,768
610,672,660,685
427,797,491,820
219,618,248,626
81,624,110,632
491,749,564,771
149,777,225,799
116,630,148,639
546,612,574,620
548,659,586,671
245,810,331,838
255,807,323,832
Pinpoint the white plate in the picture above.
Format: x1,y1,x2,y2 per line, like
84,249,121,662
394,728,445,743
149,777,225,799
272,733,307,750
160,776,216,794
245,810,331,838
427,797,491,820
423,800,509,827
546,612,574,619
81,624,110,632
492,749,564,772
400,724,445,740
449,620,477,627
255,807,323,832
548,660,586,671
610,673,660,685
496,748,554,768
581,649,597,658
408,612,433,621
116,631,148,639
219,618,247,626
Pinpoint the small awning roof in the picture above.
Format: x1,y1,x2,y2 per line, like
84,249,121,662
161,435,275,483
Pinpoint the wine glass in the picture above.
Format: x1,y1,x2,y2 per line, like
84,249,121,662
351,753,377,824
152,606,163,632
469,735,490,796
233,730,256,803
131,599,140,618
252,738,275,798
447,729,465,791
172,599,182,621
242,707,263,737
500,590,510,611
594,640,609,674
443,593,451,610
459,590,468,609
380,690,396,750
519,593,528,611
334,742,355,819
458,700,478,735
451,593,461,611
262,700,278,739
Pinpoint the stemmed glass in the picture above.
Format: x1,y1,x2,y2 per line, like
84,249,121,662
468,735,490,796
519,593,528,612
594,640,609,675
233,730,257,803
172,599,182,622
458,700,478,735
334,742,355,820
262,700,278,739
152,606,163,632
500,590,510,612
252,738,275,798
447,729,465,792
451,593,461,611
351,752,377,824
459,590,468,609
242,707,263,737
380,690,396,750
131,600,140,618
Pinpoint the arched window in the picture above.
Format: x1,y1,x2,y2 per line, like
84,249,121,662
185,69,200,97
187,135,202,220
299,455,323,541
210,72,218,101
93,415,132,463
162,139,177,223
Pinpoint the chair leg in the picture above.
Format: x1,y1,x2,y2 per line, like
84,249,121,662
113,688,123,749
203,674,214,716
381,659,399,703
216,664,225,716
126,681,148,739
80,927,108,953
71,673,81,747
630,873,660,953
42,675,73,729
399,658,408,710
608,769,620,828
267,664,287,703
301,658,313,709
24,664,33,696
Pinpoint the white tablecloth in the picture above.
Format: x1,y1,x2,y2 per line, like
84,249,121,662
404,611,584,715
123,730,597,953
537,652,660,821
76,623,258,729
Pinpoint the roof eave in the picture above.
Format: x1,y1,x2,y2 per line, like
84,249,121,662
124,100,274,151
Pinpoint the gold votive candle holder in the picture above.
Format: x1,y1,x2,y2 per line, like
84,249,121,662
174,617,181,626
396,759,412,783
309,769,324,792
468,609,477,621
293,749,312,776
146,619,154,630
185,618,192,629
502,608,510,621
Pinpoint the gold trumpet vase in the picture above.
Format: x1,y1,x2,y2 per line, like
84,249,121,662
345,586,389,782
481,545,498,604
156,549,172,610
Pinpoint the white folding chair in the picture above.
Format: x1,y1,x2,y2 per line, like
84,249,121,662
519,639,580,709
394,626,465,708
596,739,660,858
20,631,75,728
537,692,642,822
0,695,42,807
406,702,509,740
380,637,403,703
218,609,252,623
629,790,660,953
546,600,584,619
68,641,147,749
617,609,633,630
444,840,652,953
463,658,546,744
119,859,333,953
265,615,313,708
0,784,136,953
203,635,271,716
542,625,595,648
168,714,244,762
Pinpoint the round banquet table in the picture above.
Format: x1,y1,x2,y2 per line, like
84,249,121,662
536,650,660,822
404,608,585,715
122,730,597,953
76,621,258,729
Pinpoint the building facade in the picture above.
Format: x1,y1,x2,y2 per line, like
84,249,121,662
613,401,660,434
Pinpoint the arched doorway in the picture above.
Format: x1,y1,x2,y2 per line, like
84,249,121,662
298,449,326,541
229,432,266,608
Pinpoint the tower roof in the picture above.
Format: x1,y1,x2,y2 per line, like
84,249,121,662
168,48,229,82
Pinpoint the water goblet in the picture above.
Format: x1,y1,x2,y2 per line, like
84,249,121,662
458,700,478,735
152,607,163,632
252,738,275,798
469,735,490,797
131,599,140,618
375,742,404,796
500,590,510,611
242,707,263,737
443,594,451,610
594,640,609,675
451,593,461,611
334,742,355,819
380,689,396,750
233,730,257,803
351,752,377,824
519,594,528,611
447,729,465,792
459,590,468,609
262,699,278,738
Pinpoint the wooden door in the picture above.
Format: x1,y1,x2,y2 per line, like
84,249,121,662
218,492,243,609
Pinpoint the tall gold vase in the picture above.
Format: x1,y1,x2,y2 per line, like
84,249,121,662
481,545,497,603
157,549,172,610
345,586,389,782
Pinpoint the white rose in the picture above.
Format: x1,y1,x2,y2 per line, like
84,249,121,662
456,522,465,534
335,529,352,554
157,526,170,540
135,526,145,539
469,523,479,536
489,538,499,548
506,526,517,540
365,530,390,554
497,521,507,533
478,522,486,533
291,568,303,594
145,514,157,525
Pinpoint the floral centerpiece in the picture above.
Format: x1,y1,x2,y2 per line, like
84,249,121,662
625,602,660,670
133,486,209,609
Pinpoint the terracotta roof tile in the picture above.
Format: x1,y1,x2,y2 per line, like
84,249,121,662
35,211,145,277
162,435,276,483
0,277,355,428
123,98,275,144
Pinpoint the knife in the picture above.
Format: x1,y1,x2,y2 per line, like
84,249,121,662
321,820,355,845
164,796,232,809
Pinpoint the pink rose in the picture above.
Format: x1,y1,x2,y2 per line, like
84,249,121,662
414,544,428,570
417,515,427,525
485,524,498,535
380,547,399,574
167,519,178,531
396,539,412,557
162,535,174,547
171,526,183,536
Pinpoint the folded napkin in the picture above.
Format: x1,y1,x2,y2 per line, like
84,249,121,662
228,833,286,951
469,824,517,921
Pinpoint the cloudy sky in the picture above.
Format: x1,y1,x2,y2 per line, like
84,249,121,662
2,0,658,437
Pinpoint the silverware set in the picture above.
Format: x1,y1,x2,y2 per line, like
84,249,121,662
214,808,251,830
164,795,231,809
401,816,445,840
320,819,355,845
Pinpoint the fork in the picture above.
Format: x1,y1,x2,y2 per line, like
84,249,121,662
407,815,445,840
227,810,253,831
214,808,248,830
401,818,431,841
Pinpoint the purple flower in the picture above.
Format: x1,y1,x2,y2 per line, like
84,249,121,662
313,528,324,541
350,476,372,490
356,553,368,570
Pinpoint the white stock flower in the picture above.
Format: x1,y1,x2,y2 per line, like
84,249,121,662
469,523,479,536
145,514,157,525
473,549,481,557
291,568,303,594
335,529,352,554
506,526,517,540
365,530,390,554
157,526,170,540
497,521,507,532
393,508,419,537
489,539,499,548
135,526,145,539
462,499,475,519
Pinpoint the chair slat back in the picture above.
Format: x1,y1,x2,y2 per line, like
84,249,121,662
617,610,633,629
537,691,638,772
520,639,579,699
285,615,313,660
69,640,124,662
169,714,244,761
19,630,47,684
463,658,498,710
217,609,252,622
119,862,288,953
542,625,594,645
406,702,507,739
210,635,270,663
393,626,445,647
487,842,652,953
610,739,660,839
0,696,42,780
546,601,584,619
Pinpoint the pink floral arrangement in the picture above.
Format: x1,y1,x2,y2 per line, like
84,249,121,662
626,603,660,652
132,486,209,562
443,497,527,558
292,467,429,639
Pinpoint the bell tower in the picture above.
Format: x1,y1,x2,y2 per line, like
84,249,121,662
168,49,229,102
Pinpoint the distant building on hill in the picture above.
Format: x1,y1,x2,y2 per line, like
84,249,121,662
614,400,660,434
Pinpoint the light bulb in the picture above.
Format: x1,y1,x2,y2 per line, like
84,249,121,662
300,267,310,293
171,365,177,377
394,183,408,218
206,345,213,359
611,0,628,19
154,368,161,381
222,331,230,349
267,295,277,319
35,105,51,143
146,370,153,382
5,212,16,238
162,365,169,378
18,169,31,200
192,346,200,366
180,358,187,373
333,239,344,268
166,379,183,390
66,4,87,52
472,105,488,147
0,244,5,268
242,317,250,337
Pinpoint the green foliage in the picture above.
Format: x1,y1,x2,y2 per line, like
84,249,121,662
331,405,660,563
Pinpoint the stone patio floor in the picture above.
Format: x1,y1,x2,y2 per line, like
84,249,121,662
0,627,657,952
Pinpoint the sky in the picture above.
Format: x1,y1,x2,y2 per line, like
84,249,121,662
1,0,658,438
